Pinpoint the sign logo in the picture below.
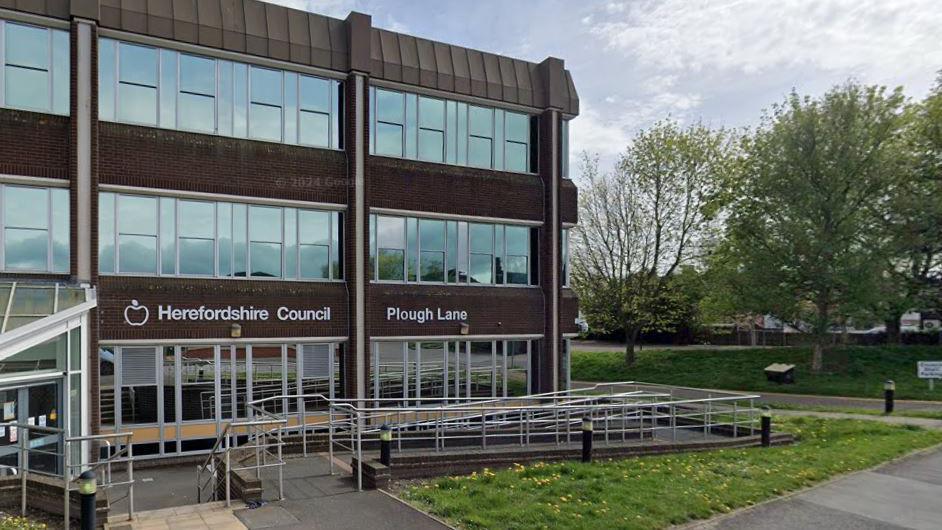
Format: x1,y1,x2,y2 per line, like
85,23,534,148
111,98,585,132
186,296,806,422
124,299,150,326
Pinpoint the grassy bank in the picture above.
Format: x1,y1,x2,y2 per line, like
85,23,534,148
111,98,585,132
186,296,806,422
571,346,942,400
770,403,942,420
400,417,942,529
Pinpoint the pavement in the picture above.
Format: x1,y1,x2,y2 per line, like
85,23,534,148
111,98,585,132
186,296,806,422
691,445,942,530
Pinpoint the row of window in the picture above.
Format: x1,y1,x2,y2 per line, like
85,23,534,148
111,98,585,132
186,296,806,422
369,87,538,173
99,193,343,280
0,184,69,273
0,20,69,115
98,39,343,148
369,214,537,286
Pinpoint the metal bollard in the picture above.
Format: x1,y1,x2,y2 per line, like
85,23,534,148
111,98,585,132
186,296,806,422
380,424,392,466
78,470,97,530
760,408,772,448
581,416,593,463
884,380,895,414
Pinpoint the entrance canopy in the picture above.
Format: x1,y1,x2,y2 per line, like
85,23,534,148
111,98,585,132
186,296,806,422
0,282,95,366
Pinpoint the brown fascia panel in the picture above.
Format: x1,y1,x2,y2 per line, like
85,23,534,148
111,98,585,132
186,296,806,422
242,0,267,57
513,60,532,107
368,27,383,77
121,0,148,34
100,0,122,27
432,41,453,92
171,0,198,43
69,0,97,19
326,16,346,71
539,56,566,111
482,53,502,100
146,0,174,38
286,9,310,65
196,0,223,48
415,37,436,88
498,56,518,105
343,11,368,73
399,34,419,85
450,46,470,95
264,2,289,61
527,62,544,109
466,49,487,98
565,71,579,115
378,30,402,82
220,0,246,53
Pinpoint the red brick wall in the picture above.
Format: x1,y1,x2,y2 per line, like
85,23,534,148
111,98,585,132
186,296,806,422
0,109,70,179
97,276,348,341
369,284,544,337
97,122,348,204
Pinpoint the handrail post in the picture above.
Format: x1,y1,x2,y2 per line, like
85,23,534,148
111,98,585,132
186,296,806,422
277,424,284,501
21,425,28,516
63,436,70,529
127,438,135,520
225,447,231,507
328,406,335,475
356,412,363,492
481,408,487,449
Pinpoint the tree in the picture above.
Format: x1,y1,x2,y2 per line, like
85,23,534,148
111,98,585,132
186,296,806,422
715,82,908,371
572,120,737,365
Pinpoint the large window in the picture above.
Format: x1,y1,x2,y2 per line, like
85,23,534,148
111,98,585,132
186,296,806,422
100,192,342,280
369,86,537,173
99,39,343,148
370,214,536,286
0,20,69,115
561,228,571,287
371,340,531,405
0,184,69,273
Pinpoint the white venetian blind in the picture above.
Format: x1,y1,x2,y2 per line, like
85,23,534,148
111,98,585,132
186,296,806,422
121,347,157,386
301,344,330,379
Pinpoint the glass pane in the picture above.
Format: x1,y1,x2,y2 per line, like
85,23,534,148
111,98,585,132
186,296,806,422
119,195,158,235
505,112,529,143
51,30,68,115
375,122,403,156
233,204,247,276
505,141,528,172
99,193,115,273
4,228,48,270
418,96,444,129
10,285,54,314
405,93,417,159
446,221,457,282
420,251,444,282
159,49,177,128
178,93,215,133
180,346,216,422
468,106,493,137
162,347,176,423
469,223,493,253
376,216,405,249
0,334,62,374
250,66,282,106
300,75,330,112
418,129,444,162
375,88,404,124
5,66,49,111
299,210,329,245
331,211,342,279
217,60,233,136
507,341,528,395
470,253,492,284
250,206,282,242
407,218,417,282
468,136,492,168
179,54,215,95
284,71,297,144
51,188,68,272
98,39,116,121
160,198,175,274
118,43,158,86
284,207,297,279
299,111,329,147
5,23,48,69
505,226,528,255
249,103,282,141
300,244,329,279
179,238,214,275
118,83,157,125
217,203,232,276
178,200,215,238
233,63,248,137
378,249,404,280
419,219,445,251
495,226,504,285
119,234,157,273
4,186,48,228
250,241,281,277
99,347,115,426
457,222,468,282
506,255,528,284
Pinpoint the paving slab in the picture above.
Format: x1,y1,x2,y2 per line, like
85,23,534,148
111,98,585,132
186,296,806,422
234,505,300,529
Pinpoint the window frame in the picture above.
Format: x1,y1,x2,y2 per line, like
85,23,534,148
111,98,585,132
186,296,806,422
0,19,69,115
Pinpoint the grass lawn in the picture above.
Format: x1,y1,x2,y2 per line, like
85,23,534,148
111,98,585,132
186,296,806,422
399,417,942,529
770,403,942,420
571,346,942,401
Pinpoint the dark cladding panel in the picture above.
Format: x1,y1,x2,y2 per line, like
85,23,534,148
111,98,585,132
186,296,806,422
287,8,311,65
146,0,174,38
220,0,247,52
399,34,420,85
369,28,384,77
196,0,223,48
482,53,502,100
327,16,348,70
432,42,454,92
243,0,268,57
415,38,436,88
100,0,123,27
466,49,486,98
378,30,402,82
264,2,290,61
171,0,198,43
498,56,518,104
565,71,579,115
120,0,148,34
450,46,470,95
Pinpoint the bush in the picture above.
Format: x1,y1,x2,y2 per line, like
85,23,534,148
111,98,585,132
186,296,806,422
0,515,47,530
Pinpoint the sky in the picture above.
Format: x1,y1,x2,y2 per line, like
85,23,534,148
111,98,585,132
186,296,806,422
270,0,942,173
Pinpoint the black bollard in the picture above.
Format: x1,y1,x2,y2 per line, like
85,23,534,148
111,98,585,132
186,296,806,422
78,470,97,530
581,416,593,463
760,409,772,448
380,423,392,466
884,380,895,414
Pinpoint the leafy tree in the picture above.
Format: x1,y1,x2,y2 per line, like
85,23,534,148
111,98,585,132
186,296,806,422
714,82,908,371
572,120,737,365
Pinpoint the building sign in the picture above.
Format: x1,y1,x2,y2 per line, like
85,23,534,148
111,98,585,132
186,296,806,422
123,299,332,326
386,307,468,323
917,361,942,379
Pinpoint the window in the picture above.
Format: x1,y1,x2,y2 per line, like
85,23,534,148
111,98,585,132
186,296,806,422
1,185,69,273
369,86,536,173
178,54,216,133
100,192,342,280
117,42,158,125
1,21,68,115
562,228,571,287
370,214,534,286
98,38,342,148
561,118,570,179
374,88,405,156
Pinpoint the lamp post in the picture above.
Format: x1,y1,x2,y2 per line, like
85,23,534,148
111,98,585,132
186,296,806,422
581,416,593,463
380,424,392,466
884,380,895,414
77,470,97,530
760,407,772,448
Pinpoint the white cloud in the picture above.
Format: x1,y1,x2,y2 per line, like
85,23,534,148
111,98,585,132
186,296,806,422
589,0,942,80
